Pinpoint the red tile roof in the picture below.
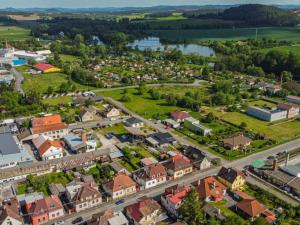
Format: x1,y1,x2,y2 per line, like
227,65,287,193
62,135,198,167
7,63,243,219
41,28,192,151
236,199,265,218
29,195,63,217
105,173,136,192
34,63,59,72
197,176,226,201
125,198,161,223
72,184,101,204
38,139,62,156
163,185,190,205
164,154,192,172
0,199,23,223
135,164,167,181
31,115,67,134
223,134,251,148
170,111,190,120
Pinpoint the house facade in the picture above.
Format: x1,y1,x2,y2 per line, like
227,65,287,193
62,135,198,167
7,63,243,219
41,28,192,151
286,95,300,105
164,154,193,179
277,103,299,118
196,176,227,202
103,106,120,118
133,164,167,190
223,134,252,150
184,117,212,136
246,106,287,122
217,167,246,191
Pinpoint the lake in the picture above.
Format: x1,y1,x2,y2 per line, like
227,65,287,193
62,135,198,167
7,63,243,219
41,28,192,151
128,37,215,57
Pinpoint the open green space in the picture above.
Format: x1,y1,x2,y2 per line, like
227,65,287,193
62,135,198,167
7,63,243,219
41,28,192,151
149,27,300,41
0,25,31,40
60,54,81,63
157,13,187,21
98,123,127,135
248,100,277,110
42,96,72,106
258,45,300,57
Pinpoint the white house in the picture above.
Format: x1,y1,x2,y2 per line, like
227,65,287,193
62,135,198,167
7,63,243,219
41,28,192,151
32,135,63,161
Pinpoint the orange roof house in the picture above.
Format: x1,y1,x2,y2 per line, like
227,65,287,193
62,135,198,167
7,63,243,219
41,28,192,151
235,199,265,221
196,176,227,202
223,134,252,150
31,115,68,139
34,63,61,73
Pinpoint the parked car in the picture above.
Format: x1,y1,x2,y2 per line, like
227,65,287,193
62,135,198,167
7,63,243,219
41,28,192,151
115,199,125,205
72,217,83,224
53,221,64,225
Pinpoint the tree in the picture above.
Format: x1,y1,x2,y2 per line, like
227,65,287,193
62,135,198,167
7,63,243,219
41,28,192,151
120,94,131,102
281,71,293,83
252,217,269,225
136,83,146,95
240,122,247,130
178,189,205,225
46,86,54,95
204,112,215,123
74,34,84,46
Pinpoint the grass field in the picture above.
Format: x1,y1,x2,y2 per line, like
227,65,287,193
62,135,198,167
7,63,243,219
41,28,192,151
157,13,187,21
259,45,300,57
0,25,30,40
42,96,72,106
98,86,204,119
206,108,300,141
149,27,300,41
248,100,277,110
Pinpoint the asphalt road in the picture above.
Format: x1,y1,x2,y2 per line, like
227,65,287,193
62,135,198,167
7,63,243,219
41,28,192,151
12,68,24,95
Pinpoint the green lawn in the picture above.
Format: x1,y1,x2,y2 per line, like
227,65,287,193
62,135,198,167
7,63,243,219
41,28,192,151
157,13,187,21
42,96,72,106
149,27,300,41
60,54,81,63
248,100,277,110
98,124,128,135
0,25,30,40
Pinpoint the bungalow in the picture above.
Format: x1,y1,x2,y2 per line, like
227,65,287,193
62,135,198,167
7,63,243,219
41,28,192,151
160,185,190,217
183,146,211,170
133,163,167,190
217,167,246,191
163,154,193,179
0,199,23,225
170,111,190,122
30,114,68,139
27,195,64,225
125,197,161,225
277,103,299,118
124,117,144,128
184,117,212,136
163,119,180,129
32,135,63,161
286,95,300,105
196,176,227,202
223,134,252,150
146,132,177,148
103,173,137,200
33,63,61,73
103,106,120,119
64,133,97,153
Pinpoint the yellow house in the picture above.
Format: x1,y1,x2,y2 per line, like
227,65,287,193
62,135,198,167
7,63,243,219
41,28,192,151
217,167,246,191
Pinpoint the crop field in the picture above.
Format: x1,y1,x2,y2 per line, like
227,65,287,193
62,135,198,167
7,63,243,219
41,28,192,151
0,25,30,40
149,27,300,41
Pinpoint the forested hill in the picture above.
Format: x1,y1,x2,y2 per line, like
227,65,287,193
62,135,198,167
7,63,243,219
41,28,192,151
222,4,300,26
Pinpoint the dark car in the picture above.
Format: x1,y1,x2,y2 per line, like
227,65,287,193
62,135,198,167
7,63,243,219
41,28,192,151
115,199,125,205
72,217,83,224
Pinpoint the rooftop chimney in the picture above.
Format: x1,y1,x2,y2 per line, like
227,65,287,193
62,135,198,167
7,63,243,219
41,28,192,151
81,132,87,143
272,159,278,171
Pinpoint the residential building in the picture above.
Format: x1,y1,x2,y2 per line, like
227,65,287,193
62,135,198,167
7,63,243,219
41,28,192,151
223,134,252,150
161,185,190,217
183,146,211,170
27,195,64,225
170,111,190,122
235,199,265,221
30,115,68,139
266,84,281,94
133,164,167,190
32,135,63,161
196,176,227,202
33,64,61,73
103,106,120,118
286,95,300,105
71,184,102,212
277,103,299,118
124,117,144,128
88,209,129,225
103,173,137,199
0,199,23,225
163,154,193,179
79,107,97,122
246,106,287,122
146,132,176,148
0,133,33,169
217,167,246,191
163,119,180,128
14,50,46,62
184,117,212,136
280,164,300,177
125,197,161,225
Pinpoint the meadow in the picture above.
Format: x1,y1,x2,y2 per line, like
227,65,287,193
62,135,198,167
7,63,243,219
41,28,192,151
0,25,30,40
258,45,300,57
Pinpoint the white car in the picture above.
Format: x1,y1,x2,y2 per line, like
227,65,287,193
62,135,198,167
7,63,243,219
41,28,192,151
53,221,64,225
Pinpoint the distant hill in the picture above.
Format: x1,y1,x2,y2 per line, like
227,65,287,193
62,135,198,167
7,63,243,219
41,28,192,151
222,4,300,26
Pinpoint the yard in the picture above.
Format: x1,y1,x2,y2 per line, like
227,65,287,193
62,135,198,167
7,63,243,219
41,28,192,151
0,25,30,40
42,96,72,106
248,100,277,110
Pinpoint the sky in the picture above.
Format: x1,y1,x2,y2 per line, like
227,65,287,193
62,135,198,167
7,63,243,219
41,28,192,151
0,0,299,8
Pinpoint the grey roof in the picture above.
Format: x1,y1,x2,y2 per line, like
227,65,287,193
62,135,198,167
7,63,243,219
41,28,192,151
148,132,176,146
125,117,143,126
0,133,20,155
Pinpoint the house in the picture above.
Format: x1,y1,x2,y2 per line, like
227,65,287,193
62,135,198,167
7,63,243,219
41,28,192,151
170,111,190,122
0,132,33,169
146,132,176,148
48,184,65,197
79,107,97,122
163,119,180,129
223,134,252,150
103,173,137,199
30,115,68,139
110,161,128,174
0,199,23,225
140,157,158,167
33,63,61,73
277,103,299,118
27,195,64,225
161,185,190,217
184,117,212,136
217,167,246,191
286,95,300,105
196,176,227,202
125,197,161,225
133,164,167,190
246,106,287,122
71,184,102,212
124,117,144,128
183,146,211,170
64,133,97,153
103,106,120,119
88,209,129,225
235,199,265,221
266,84,281,94
163,154,193,179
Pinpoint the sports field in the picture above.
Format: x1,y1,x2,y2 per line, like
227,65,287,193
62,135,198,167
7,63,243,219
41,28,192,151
0,25,30,40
